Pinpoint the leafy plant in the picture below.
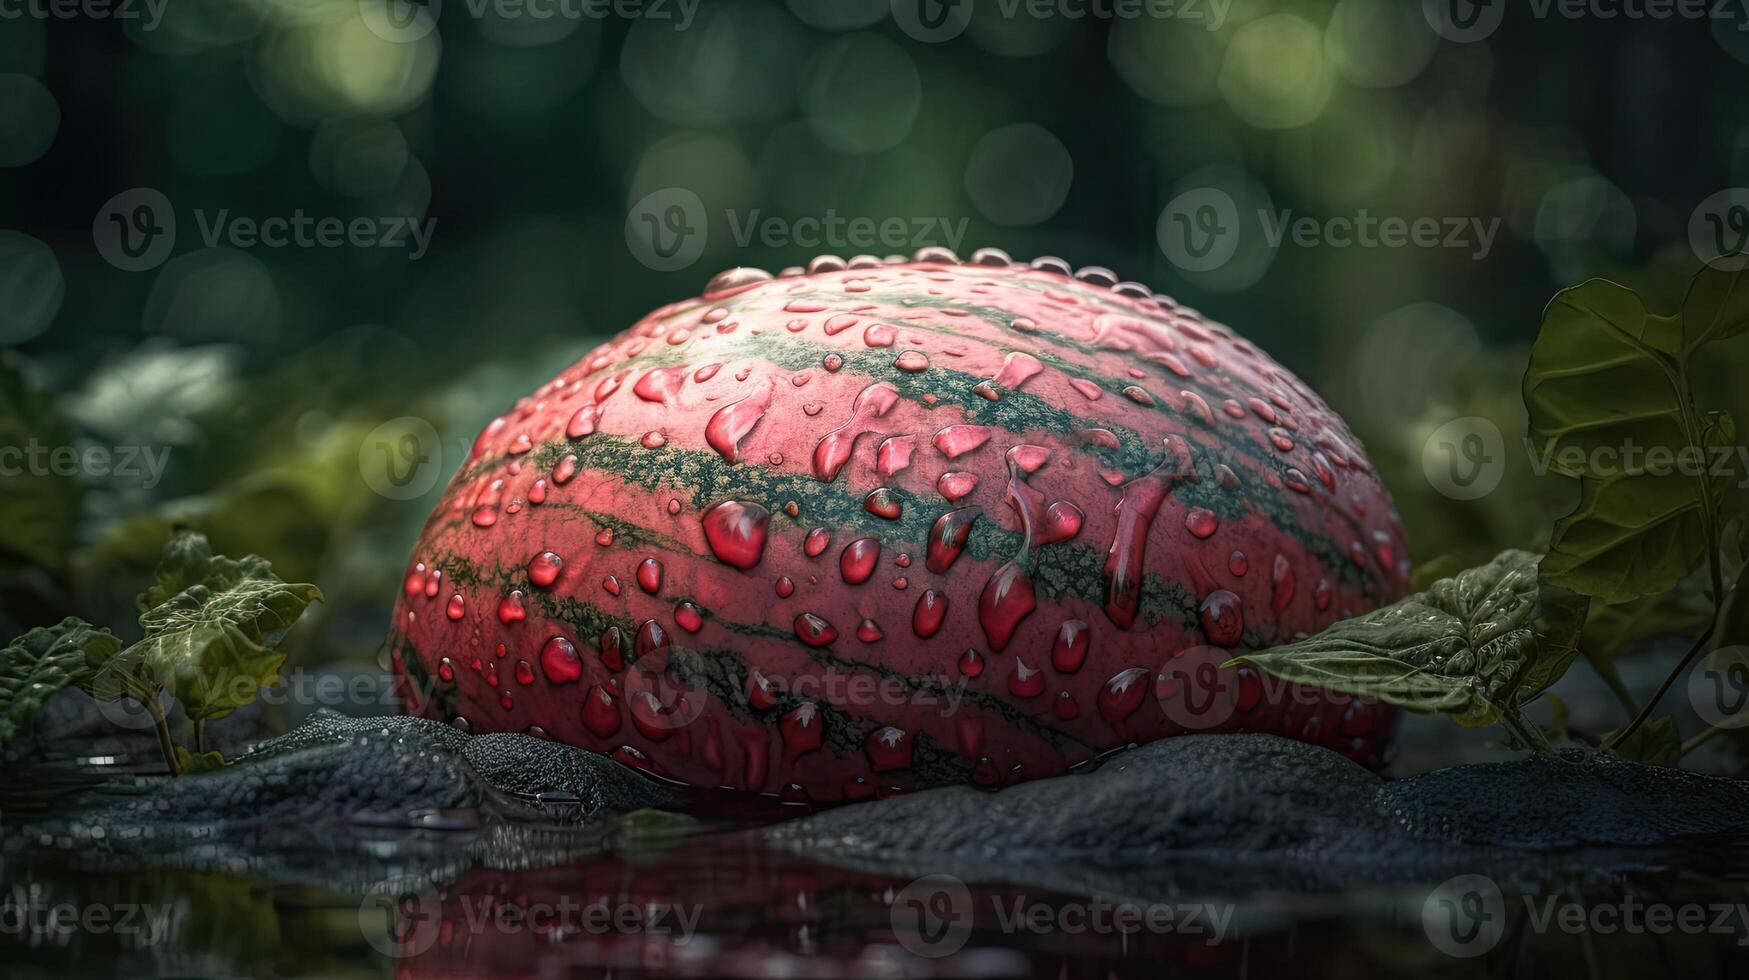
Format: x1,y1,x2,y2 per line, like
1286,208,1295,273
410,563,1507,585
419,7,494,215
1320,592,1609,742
0,530,322,774
1238,260,1749,765
1228,550,1587,748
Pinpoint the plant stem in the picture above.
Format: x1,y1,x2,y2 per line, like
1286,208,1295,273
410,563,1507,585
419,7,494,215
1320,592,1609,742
141,689,182,776
1681,725,1727,757
1605,625,1716,750
193,719,205,754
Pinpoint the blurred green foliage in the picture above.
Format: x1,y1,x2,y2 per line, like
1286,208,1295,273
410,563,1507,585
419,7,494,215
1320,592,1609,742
1,0,1747,670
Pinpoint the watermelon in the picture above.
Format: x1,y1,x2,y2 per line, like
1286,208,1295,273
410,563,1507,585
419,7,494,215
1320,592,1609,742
386,249,1410,807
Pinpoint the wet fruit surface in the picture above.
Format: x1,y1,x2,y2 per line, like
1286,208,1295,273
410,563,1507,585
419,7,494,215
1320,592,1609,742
387,251,1410,806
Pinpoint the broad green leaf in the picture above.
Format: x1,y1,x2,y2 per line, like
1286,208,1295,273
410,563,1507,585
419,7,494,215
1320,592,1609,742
1577,585,1714,713
1680,264,1749,353
1228,551,1588,727
1604,715,1682,767
137,529,218,613
134,546,322,722
0,353,82,575
1523,276,1726,602
0,617,122,742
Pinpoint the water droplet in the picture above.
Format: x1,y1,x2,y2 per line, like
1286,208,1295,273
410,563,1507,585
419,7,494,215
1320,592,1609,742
582,684,621,737
1052,619,1089,673
794,612,838,647
1271,553,1295,616
780,702,823,760
438,657,455,682
1185,507,1218,539
856,618,884,643
812,381,901,483
540,636,583,684
774,575,795,597
895,350,930,372
840,537,881,584
937,471,978,501
446,594,465,620
637,557,664,594
705,378,775,463
701,499,770,570
979,561,1035,651
602,574,621,595
1228,550,1249,576
932,424,991,458
567,403,601,439
863,323,896,347
1098,667,1151,732
528,550,564,587
804,527,831,558
514,660,536,686
1104,436,1196,628
1009,657,1044,698
877,435,915,476
595,527,615,546
675,601,704,633
864,726,912,771
925,507,980,573
641,431,667,449
497,590,526,624
913,588,948,638
1198,590,1244,647
599,627,625,671
958,648,984,677
864,487,902,520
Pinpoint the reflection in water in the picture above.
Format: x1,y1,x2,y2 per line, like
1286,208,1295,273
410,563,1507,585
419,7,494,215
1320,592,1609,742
8,817,1749,979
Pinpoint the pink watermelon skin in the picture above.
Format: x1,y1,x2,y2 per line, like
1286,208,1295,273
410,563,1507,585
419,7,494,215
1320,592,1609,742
386,251,1410,807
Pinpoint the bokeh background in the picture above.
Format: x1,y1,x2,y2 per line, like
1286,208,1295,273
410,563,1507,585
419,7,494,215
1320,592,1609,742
3,0,1748,704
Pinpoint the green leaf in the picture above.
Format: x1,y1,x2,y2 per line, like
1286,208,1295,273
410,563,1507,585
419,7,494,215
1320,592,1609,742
174,746,228,773
1228,551,1588,727
0,353,82,575
1680,264,1749,352
137,528,218,613
0,617,123,742
1523,275,1729,602
1604,715,1682,767
133,537,323,722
